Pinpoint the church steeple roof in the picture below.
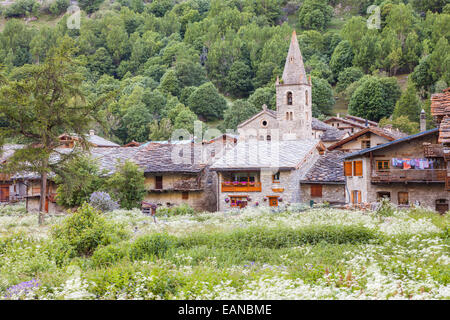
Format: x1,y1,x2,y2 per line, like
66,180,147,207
281,30,308,85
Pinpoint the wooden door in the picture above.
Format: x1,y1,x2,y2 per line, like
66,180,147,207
268,197,278,207
0,185,9,202
155,176,163,189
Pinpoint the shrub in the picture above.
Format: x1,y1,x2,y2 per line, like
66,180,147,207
105,160,146,210
89,192,119,212
156,204,196,216
51,203,129,257
375,198,396,217
92,243,128,267
4,0,40,18
49,0,70,15
129,234,175,260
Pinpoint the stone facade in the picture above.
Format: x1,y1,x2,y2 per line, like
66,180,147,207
344,129,449,212
300,184,346,205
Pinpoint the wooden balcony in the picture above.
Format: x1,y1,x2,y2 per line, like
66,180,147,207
221,182,262,192
371,169,446,183
423,144,444,157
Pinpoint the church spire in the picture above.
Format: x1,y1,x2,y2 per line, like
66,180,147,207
281,30,308,85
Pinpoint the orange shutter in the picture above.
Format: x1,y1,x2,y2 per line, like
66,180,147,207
353,161,363,176
344,161,353,176
357,191,361,203
310,184,323,197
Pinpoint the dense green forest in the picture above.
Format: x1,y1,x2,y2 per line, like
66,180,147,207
0,0,449,143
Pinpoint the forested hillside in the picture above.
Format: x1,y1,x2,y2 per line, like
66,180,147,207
0,0,449,143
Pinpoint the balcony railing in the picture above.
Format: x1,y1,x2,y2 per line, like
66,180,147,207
371,169,446,183
221,182,262,192
423,144,444,157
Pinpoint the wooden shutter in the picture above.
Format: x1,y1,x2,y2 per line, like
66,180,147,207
182,191,189,200
310,184,323,197
344,161,353,176
357,191,361,203
155,176,163,189
353,161,363,176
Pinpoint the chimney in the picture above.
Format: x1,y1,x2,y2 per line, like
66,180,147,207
89,129,95,136
337,113,340,118
420,109,426,132
365,119,368,127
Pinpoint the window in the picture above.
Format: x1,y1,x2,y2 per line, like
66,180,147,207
286,112,289,120
290,112,293,120
353,161,363,176
344,161,363,176
32,185,40,195
305,90,308,105
311,184,322,197
155,176,163,189
351,190,361,204
377,192,390,201
230,196,247,208
266,135,271,141
272,172,280,183
261,120,268,127
344,161,353,176
287,92,293,105
398,192,409,205
361,140,371,149
376,160,389,171
182,192,189,200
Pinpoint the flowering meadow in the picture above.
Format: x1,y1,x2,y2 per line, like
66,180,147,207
0,202,448,300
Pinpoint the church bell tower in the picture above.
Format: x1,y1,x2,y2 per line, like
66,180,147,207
276,30,312,140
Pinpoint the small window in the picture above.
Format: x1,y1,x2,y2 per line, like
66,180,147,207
311,184,322,197
272,172,280,183
267,135,271,141
361,140,371,149
305,90,308,106
351,190,361,204
398,192,409,205
287,92,293,105
344,161,353,176
182,192,189,200
262,120,268,127
353,161,363,176
376,160,389,171
286,112,289,120
377,191,391,201
155,176,163,189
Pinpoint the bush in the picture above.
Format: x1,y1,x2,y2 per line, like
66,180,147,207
129,234,175,260
92,243,128,267
156,204,196,216
89,192,119,212
106,160,146,210
375,198,396,217
49,0,70,15
51,203,129,257
4,0,40,18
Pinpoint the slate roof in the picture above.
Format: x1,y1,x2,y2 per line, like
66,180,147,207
90,147,141,175
300,150,345,184
0,144,23,163
343,128,439,159
210,139,319,171
430,87,450,116
312,118,347,142
133,143,205,173
281,31,308,85
327,127,407,150
87,134,120,147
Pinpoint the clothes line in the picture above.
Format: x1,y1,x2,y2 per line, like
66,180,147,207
391,158,436,170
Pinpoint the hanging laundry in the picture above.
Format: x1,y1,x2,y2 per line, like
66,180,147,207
403,159,411,169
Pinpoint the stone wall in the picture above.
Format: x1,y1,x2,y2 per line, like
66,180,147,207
300,184,346,204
